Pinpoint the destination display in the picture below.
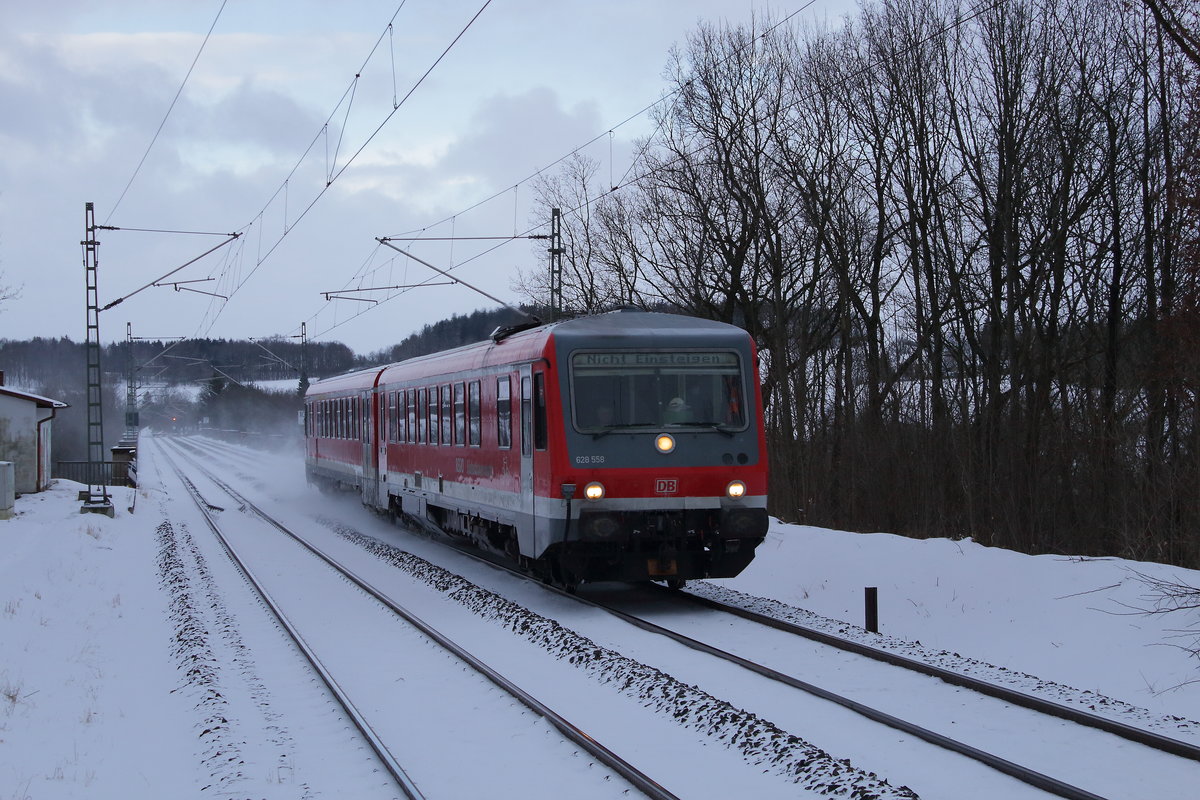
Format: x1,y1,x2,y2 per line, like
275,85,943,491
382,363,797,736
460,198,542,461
573,351,739,369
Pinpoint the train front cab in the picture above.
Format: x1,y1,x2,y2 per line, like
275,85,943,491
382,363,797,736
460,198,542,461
538,314,768,586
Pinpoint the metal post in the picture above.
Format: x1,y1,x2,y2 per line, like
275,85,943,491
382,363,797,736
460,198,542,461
81,202,113,516
865,586,879,633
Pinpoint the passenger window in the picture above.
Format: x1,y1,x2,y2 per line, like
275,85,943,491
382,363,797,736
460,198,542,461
521,376,532,457
454,382,466,445
418,389,427,444
533,373,547,451
497,376,511,449
468,381,481,446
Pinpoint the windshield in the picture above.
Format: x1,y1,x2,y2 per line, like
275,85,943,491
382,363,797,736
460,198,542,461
570,350,746,432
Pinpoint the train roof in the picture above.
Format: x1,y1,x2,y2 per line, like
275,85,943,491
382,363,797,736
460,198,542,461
550,308,749,343
304,309,751,398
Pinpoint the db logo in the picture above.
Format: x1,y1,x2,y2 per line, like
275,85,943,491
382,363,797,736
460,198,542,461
654,478,678,494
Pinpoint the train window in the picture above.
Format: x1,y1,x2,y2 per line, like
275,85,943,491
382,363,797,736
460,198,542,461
468,380,481,446
454,382,465,445
397,390,406,443
521,376,532,457
337,398,344,439
569,350,746,432
533,372,548,451
407,390,416,444
427,387,438,445
400,388,410,441
441,384,452,445
496,376,511,449
386,392,395,443
417,389,427,444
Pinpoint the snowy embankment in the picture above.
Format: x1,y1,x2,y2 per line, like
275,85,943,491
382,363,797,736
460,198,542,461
1,440,1198,797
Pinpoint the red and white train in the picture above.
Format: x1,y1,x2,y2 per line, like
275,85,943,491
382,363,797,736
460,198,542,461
304,308,768,588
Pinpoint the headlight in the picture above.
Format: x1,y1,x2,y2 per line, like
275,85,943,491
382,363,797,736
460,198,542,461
584,481,605,500
726,480,746,499
655,433,675,454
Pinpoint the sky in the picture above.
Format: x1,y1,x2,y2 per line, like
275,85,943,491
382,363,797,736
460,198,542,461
2,433,1199,797
0,0,856,357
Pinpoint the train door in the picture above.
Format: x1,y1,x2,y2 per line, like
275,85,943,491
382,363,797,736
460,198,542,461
361,388,377,505
374,389,389,507
518,367,536,556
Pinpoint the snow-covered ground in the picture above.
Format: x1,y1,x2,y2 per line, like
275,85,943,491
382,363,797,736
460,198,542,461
2,434,1198,798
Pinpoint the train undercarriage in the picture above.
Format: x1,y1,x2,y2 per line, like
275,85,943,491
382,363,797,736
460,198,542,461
409,497,766,591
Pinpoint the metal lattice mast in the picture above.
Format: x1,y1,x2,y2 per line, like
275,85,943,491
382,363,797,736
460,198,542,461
297,322,309,397
548,207,563,321
125,323,139,436
82,202,113,514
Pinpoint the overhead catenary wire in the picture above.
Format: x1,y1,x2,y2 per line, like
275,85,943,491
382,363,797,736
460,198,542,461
105,0,229,224
196,0,493,338
309,0,1008,343
382,1,818,242
297,2,822,343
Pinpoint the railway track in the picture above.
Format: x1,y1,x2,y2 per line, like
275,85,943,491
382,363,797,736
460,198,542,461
577,584,1200,800
166,434,1200,799
348,501,1200,800
668,584,1200,760
156,436,668,800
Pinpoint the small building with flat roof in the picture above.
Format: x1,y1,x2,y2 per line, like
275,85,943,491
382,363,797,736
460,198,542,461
0,374,69,495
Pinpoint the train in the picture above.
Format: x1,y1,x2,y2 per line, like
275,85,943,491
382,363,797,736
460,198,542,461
304,308,768,589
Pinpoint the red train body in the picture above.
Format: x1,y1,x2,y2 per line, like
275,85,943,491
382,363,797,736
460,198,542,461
304,309,768,587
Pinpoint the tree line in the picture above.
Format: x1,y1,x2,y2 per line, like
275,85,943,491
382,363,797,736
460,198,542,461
0,312,526,460
0,336,358,460
518,0,1200,566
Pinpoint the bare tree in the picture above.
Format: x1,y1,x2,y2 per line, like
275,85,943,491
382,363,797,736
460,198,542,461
1142,0,1200,68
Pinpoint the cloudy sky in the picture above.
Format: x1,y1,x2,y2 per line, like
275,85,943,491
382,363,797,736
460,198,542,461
0,0,852,355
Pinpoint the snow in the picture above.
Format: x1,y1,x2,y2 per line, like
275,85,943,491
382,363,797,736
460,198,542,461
2,434,1198,799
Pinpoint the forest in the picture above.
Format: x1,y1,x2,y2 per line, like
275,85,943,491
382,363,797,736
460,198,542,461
515,0,1200,567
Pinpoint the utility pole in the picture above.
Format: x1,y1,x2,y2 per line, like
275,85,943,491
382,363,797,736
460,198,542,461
548,207,563,321
81,202,114,516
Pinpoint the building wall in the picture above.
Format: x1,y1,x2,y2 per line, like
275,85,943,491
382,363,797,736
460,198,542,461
0,395,38,494
37,409,55,491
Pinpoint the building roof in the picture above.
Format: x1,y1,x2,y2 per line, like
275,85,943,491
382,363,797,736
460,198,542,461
0,386,69,409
